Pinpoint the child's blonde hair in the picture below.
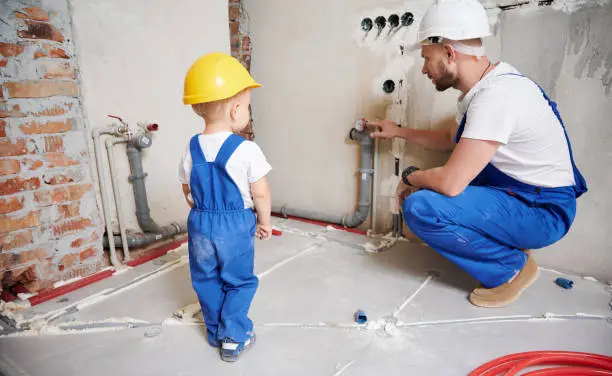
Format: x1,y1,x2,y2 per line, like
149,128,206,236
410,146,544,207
192,89,248,122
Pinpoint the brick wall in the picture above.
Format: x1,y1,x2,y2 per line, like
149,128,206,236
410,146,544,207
0,1,102,297
229,0,255,141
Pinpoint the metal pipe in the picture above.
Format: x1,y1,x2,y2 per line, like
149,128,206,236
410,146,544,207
103,221,186,248
343,128,374,227
126,142,162,233
272,206,345,225
371,137,379,233
92,125,125,268
273,127,375,229
105,138,130,260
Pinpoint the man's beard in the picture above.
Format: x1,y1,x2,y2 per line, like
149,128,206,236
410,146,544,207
434,62,458,92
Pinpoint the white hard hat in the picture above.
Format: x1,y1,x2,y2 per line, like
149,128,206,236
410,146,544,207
413,0,491,49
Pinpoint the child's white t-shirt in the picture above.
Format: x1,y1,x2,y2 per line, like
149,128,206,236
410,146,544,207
178,132,272,209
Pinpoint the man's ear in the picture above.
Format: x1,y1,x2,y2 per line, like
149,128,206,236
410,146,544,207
444,44,457,64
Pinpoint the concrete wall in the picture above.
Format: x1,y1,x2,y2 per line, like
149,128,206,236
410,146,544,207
496,3,612,280
244,0,611,279
1,0,103,293
70,0,230,233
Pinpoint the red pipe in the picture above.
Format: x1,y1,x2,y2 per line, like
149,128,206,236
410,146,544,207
271,212,367,235
27,239,187,306
470,351,612,376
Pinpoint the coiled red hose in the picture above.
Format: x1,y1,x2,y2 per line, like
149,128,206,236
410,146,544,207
469,351,612,376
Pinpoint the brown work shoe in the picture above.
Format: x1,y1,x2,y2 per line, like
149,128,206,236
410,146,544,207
468,254,540,308
472,249,532,297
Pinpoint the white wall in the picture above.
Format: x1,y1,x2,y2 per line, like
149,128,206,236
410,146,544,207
245,0,611,279
70,0,229,231
496,4,612,280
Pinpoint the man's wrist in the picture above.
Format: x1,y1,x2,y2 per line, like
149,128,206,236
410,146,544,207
402,166,420,186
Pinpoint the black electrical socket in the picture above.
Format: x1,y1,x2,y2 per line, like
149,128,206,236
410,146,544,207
401,12,414,26
361,18,373,32
383,80,395,94
388,14,400,28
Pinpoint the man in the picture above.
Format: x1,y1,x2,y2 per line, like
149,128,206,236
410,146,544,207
368,0,587,308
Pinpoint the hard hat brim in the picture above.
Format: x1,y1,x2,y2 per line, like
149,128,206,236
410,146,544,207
183,82,262,105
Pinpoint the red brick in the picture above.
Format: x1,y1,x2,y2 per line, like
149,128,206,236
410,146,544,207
11,248,47,264
0,196,25,214
0,211,40,233
5,81,78,99
0,119,5,137
230,21,239,35
71,237,85,248
15,7,50,22
0,43,25,57
22,158,44,171
38,61,74,79
0,176,40,195
59,253,78,269
34,187,68,205
0,139,28,157
0,104,25,118
0,159,21,176
32,104,68,117
34,44,69,59
20,119,73,135
44,135,64,152
44,173,73,185
229,5,241,21
53,218,92,236
44,152,79,167
18,20,64,43
0,229,33,250
243,37,252,52
68,184,92,200
79,247,96,262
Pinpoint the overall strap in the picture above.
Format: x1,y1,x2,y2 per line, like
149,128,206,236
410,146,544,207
501,73,587,198
189,134,207,165
455,114,467,144
215,134,245,168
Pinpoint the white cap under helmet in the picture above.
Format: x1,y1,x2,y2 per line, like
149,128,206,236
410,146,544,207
411,0,491,57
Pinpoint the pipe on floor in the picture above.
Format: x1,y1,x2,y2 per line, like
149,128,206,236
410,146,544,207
103,222,186,248
105,138,130,260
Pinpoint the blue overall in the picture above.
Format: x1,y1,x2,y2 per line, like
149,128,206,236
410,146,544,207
187,133,258,345
402,75,587,288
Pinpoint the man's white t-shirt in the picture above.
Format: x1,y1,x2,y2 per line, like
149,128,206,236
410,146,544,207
178,132,272,209
457,62,575,188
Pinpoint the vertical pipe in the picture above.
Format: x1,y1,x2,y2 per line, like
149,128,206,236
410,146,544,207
371,138,379,233
105,138,130,261
92,131,120,267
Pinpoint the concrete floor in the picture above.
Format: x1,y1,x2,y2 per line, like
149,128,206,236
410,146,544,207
1,218,611,376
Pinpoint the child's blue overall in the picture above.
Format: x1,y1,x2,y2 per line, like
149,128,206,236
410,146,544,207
402,75,587,288
187,133,258,346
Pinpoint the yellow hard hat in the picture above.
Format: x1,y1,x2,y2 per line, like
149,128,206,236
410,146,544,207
183,52,261,105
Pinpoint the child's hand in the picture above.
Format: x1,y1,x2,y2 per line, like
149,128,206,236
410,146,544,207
256,224,272,240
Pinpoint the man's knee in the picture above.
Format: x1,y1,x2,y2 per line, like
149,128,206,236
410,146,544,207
402,190,446,232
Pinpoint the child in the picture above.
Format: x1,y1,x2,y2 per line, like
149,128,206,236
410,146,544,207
179,52,272,362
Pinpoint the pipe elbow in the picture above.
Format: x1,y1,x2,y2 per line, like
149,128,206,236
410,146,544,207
342,204,370,228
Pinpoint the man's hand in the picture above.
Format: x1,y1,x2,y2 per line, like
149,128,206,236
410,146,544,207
395,180,419,214
367,120,400,139
256,223,272,240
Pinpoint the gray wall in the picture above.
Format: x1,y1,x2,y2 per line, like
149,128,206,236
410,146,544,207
246,0,611,280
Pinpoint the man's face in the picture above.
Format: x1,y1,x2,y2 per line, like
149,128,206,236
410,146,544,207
421,45,458,92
